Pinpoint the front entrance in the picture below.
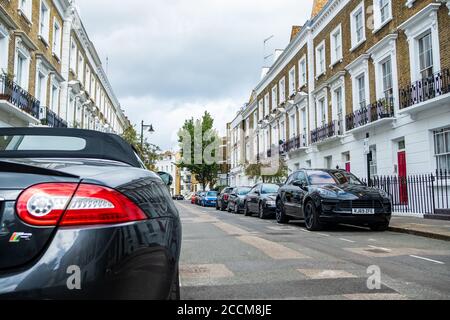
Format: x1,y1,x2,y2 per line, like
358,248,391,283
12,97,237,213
398,150,408,205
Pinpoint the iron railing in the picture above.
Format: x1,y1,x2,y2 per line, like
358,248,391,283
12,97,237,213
346,96,394,131
281,134,307,153
399,68,450,109
362,170,449,215
42,107,68,128
310,120,341,144
0,75,40,119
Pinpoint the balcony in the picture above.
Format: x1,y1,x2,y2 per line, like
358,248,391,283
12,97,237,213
281,134,308,154
345,97,395,133
41,107,68,128
311,120,342,145
399,68,450,115
0,75,40,125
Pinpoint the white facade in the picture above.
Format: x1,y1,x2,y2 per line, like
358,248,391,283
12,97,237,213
155,152,178,196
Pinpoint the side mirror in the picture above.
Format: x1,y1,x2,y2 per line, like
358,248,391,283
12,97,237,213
157,172,173,186
255,190,260,195
293,180,307,190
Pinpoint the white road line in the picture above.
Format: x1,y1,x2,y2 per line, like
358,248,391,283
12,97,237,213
339,238,356,243
368,245,392,252
317,233,330,237
409,255,445,265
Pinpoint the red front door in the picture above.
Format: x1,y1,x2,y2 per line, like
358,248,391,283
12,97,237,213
345,162,351,173
398,151,408,205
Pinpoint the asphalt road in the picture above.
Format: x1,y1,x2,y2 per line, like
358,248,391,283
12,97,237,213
176,201,450,300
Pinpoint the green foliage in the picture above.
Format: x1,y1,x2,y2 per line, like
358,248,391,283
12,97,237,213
121,125,160,170
177,111,221,190
245,157,288,184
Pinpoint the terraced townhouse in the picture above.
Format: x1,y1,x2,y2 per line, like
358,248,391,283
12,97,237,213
228,0,450,188
0,0,129,134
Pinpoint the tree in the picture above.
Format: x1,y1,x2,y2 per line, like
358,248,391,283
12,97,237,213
244,156,288,184
121,125,160,170
177,111,221,190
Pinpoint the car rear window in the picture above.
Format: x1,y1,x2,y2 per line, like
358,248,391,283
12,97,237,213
207,191,218,196
1,135,86,151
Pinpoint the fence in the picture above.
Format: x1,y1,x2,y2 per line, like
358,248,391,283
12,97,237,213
362,170,449,216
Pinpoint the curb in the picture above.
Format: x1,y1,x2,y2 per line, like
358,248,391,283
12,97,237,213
389,226,450,242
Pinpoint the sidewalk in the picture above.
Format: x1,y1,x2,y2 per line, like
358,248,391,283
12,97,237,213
389,216,450,241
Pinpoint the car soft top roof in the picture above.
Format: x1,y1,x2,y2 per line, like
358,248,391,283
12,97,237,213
0,128,142,168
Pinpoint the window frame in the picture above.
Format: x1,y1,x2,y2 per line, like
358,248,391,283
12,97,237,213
373,0,393,33
298,56,307,88
38,0,51,44
330,24,343,66
315,40,326,78
434,127,450,172
350,1,366,51
288,66,296,97
52,18,62,59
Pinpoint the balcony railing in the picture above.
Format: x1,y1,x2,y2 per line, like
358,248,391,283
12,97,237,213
310,120,342,144
399,68,450,109
0,75,40,120
281,134,307,153
346,97,394,132
42,107,68,128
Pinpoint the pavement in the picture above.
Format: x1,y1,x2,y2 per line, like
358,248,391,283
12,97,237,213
176,201,450,300
390,216,450,241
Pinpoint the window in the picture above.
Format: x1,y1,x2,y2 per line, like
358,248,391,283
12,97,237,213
264,94,270,117
52,19,62,58
271,86,278,109
301,108,307,136
330,25,342,65
418,32,433,79
381,58,393,99
357,74,366,108
39,0,50,43
253,111,258,131
289,67,296,96
334,87,343,119
70,39,77,71
280,121,286,141
317,98,326,127
379,0,391,23
434,127,450,172
50,83,60,112
78,54,84,83
18,0,32,21
369,146,378,178
289,113,296,138
258,100,263,120
35,71,47,106
315,42,325,76
279,78,286,103
0,30,8,72
325,156,332,169
350,2,366,49
299,57,307,87
15,51,29,90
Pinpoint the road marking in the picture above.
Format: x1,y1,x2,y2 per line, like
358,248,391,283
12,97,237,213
298,269,357,280
343,293,408,300
317,233,330,237
238,235,309,260
339,238,356,243
213,221,250,236
180,264,234,279
409,255,445,265
368,245,392,252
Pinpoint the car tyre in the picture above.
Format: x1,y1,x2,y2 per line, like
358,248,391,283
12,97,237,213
168,267,180,300
234,203,240,214
258,202,268,219
276,199,290,224
304,201,323,231
244,202,251,216
369,222,390,232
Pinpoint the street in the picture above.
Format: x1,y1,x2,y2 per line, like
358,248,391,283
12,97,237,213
177,201,450,300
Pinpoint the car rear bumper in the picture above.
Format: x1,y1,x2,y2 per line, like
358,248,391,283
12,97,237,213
0,217,181,300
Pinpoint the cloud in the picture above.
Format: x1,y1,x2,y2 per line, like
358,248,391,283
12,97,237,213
76,0,313,149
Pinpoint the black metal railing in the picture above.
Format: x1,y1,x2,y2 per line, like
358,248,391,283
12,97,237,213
42,107,68,128
281,134,307,153
399,68,450,109
0,75,40,119
346,97,394,131
310,120,341,144
361,170,449,215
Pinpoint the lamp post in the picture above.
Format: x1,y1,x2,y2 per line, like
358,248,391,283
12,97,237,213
140,120,155,150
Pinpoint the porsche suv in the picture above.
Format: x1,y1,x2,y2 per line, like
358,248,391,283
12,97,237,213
276,169,392,231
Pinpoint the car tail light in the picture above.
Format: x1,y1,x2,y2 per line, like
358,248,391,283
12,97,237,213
17,183,147,227
223,194,229,201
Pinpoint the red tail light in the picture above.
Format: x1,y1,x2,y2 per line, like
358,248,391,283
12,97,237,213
223,194,229,201
17,183,147,227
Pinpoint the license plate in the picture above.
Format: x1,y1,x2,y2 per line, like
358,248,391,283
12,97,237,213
352,208,375,215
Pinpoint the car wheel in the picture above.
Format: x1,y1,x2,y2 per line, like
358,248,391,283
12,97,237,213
216,202,220,210
258,202,268,219
234,203,240,214
369,222,390,232
168,267,180,300
220,201,226,211
244,202,251,216
276,199,290,224
304,201,322,231
227,204,232,213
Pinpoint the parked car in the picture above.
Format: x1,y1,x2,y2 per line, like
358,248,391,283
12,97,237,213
243,183,280,219
0,128,182,299
191,192,198,204
201,191,218,207
196,191,206,205
276,169,392,231
227,187,252,214
173,195,185,200
216,187,234,211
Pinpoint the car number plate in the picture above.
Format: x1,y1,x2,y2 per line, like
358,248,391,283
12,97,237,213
352,208,375,215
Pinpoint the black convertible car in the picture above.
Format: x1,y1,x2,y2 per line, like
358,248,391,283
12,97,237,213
276,169,392,231
0,128,182,300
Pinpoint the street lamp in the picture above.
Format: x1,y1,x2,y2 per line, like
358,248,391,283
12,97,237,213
140,120,155,150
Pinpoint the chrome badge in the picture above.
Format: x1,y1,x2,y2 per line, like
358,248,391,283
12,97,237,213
9,232,33,243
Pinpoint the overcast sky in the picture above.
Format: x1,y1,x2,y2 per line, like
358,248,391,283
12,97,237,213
76,0,313,150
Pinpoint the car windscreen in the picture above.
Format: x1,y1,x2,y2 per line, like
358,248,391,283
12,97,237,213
307,171,363,185
237,187,251,195
261,184,280,194
207,191,218,197
1,135,86,151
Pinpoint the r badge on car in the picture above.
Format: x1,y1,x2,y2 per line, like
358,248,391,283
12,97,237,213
9,232,33,243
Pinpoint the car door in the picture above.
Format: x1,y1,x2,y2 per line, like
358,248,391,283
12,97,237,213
247,185,259,213
281,174,297,216
291,171,309,218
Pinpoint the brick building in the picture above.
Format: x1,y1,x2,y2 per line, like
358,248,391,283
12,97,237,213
0,0,129,133
228,0,450,187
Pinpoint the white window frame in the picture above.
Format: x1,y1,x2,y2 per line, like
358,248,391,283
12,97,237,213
330,24,343,66
288,66,296,97
35,70,48,107
373,0,393,33
77,53,84,83
52,18,62,59
69,38,77,72
350,1,366,51
279,77,286,103
18,0,32,24
289,110,297,139
314,88,328,129
49,80,60,113
329,75,346,126
298,56,307,88
399,4,441,83
271,85,278,111
346,54,371,112
433,127,450,172
258,100,264,121
264,93,270,117
14,39,31,90
315,40,326,78
0,25,10,73
38,0,50,45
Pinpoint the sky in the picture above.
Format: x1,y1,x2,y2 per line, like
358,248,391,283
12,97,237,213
75,0,314,151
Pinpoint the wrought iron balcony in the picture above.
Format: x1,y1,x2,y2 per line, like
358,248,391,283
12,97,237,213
310,120,342,144
346,97,394,132
399,68,450,109
281,134,307,153
41,107,68,128
0,75,40,120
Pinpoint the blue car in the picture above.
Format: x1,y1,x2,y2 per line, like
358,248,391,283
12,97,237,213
201,191,218,207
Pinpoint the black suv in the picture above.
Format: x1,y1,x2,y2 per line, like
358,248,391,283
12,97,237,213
276,169,392,231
